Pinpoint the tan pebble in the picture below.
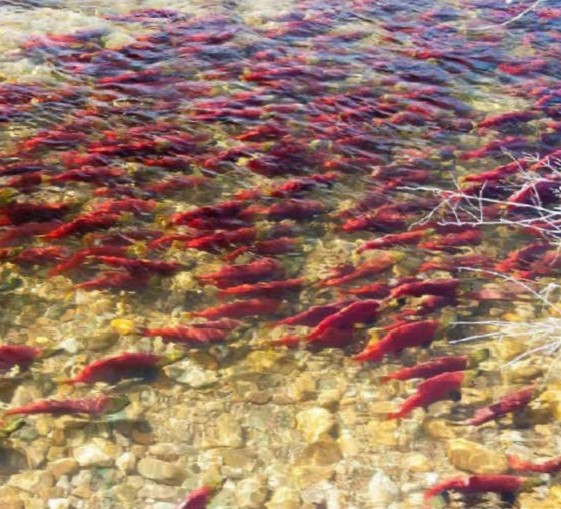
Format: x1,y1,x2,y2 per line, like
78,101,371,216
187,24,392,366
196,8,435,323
49,458,79,478
132,430,156,445
137,457,185,483
446,439,508,474
148,443,179,461
246,391,271,404
73,444,113,467
72,484,93,499
266,486,301,509
368,420,399,446
295,441,342,467
116,452,137,474
291,465,334,489
47,499,69,509
296,408,334,443
402,453,431,472
235,476,269,508
422,418,456,440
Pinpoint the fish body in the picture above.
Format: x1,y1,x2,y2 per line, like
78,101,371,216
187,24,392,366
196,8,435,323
354,319,439,362
193,298,281,319
386,371,466,419
67,352,162,384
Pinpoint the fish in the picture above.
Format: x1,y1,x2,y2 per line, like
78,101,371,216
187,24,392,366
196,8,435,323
390,278,460,299
75,272,150,291
321,253,397,287
197,258,285,288
340,282,391,299
306,300,380,348
507,454,561,474
185,227,257,253
0,202,69,225
48,246,129,276
170,200,245,226
458,385,537,426
354,319,439,362
192,298,281,319
217,278,305,297
478,110,537,129
244,199,325,221
94,256,184,276
382,349,489,383
418,229,482,251
6,395,129,416
356,229,429,253
49,166,127,185
386,371,473,420
0,345,42,372
64,352,178,384
275,300,355,327
424,475,541,507
224,237,300,261
43,213,120,240
175,486,214,509
142,323,233,345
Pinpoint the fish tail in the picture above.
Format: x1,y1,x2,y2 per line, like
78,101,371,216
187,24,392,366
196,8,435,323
353,345,383,362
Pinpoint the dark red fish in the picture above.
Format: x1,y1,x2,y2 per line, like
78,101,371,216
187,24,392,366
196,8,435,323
49,166,127,184
75,272,150,291
6,395,128,416
419,229,482,251
94,256,183,276
321,253,396,287
65,352,169,384
382,349,489,383
192,298,281,319
357,229,428,253
390,278,460,299
49,246,128,276
0,345,41,372
43,213,120,239
508,454,561,474
245,199,325,221
217,278,305,297
171,200,244,226
354,320,439,362
276,300,355,327
478,111,537,129
176,486,214,509
198,258,285,288
185,228,257,253
0,202,69,225
307,300,380,348
386,371,470,420
340,282,391,299
225,237,300,261
459,386,537,426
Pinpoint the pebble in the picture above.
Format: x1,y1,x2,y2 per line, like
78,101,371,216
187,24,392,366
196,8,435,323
137,457,185,483
447,439,508,474
47,499,70,509
49,459,79,478
235,476,269,508
368,470,399,507
116,452,137,474
266,486,301,509
73,444,113,467
296,407,334,443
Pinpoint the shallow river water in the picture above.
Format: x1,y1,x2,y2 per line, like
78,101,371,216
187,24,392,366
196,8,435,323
1,1,561,508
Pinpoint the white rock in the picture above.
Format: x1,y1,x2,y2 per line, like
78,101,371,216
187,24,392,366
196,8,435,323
116,452,136,474
74,444,112,467
296,408,334,443
368,470,399,507
48,499,70,509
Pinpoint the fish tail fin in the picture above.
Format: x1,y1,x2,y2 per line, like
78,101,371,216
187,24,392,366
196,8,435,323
353,346,383,362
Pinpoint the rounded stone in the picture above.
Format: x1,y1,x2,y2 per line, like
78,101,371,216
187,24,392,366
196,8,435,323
137,457,184,483
296,408,334,443
446,439,508,474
